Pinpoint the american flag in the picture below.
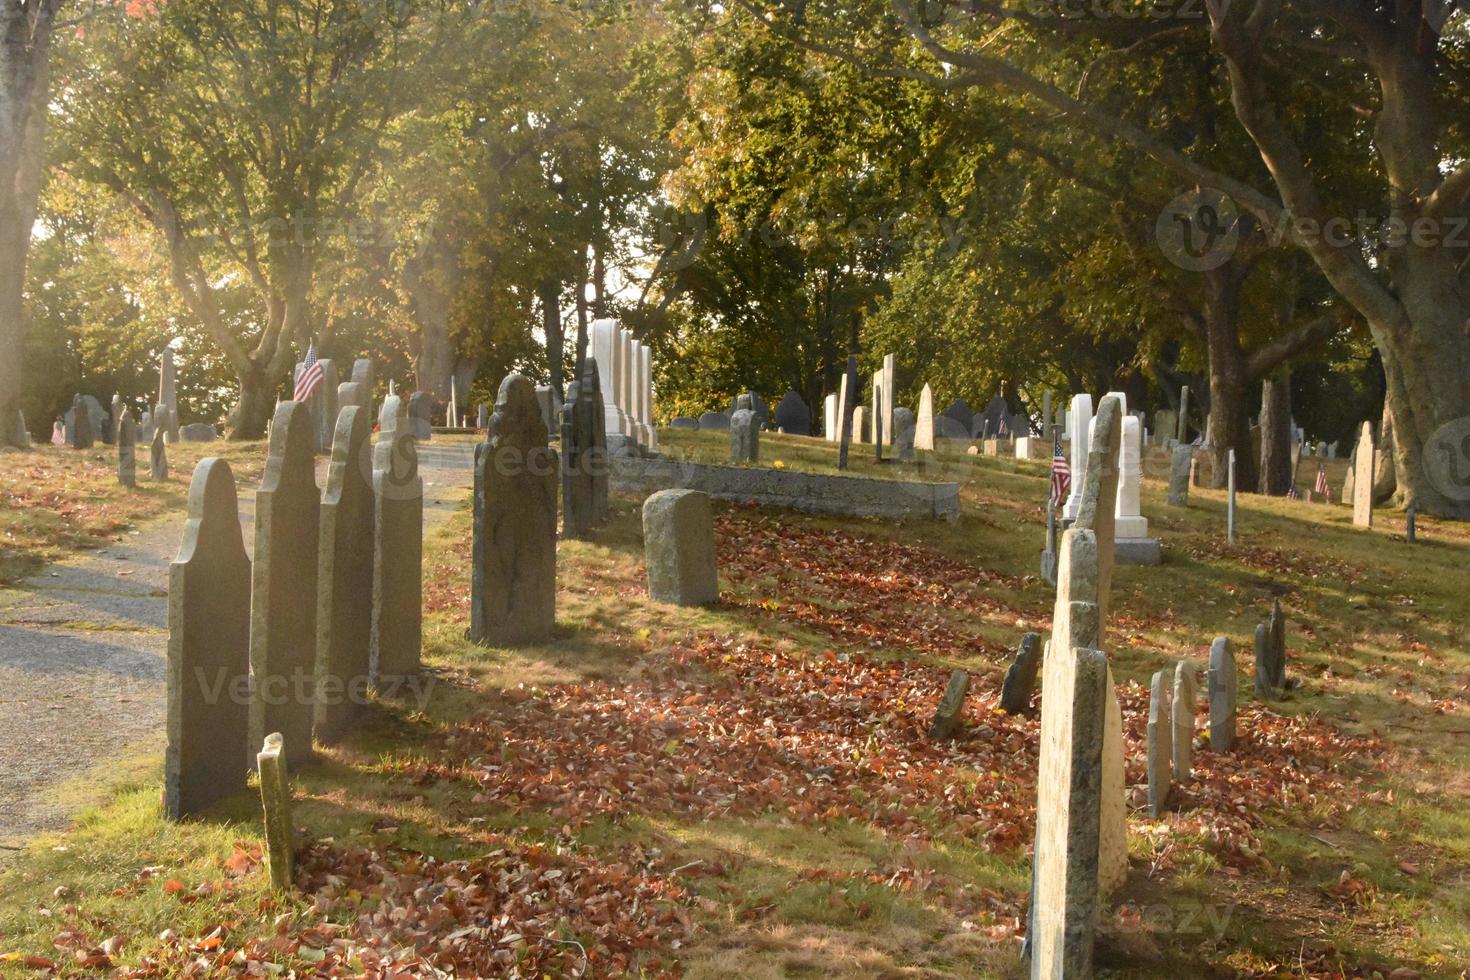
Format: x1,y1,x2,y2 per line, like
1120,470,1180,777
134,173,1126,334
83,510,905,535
998,415,1009,437
294,343,324,403
1314,464,1330,498
1287,485,1300,500
1049,428,1071,507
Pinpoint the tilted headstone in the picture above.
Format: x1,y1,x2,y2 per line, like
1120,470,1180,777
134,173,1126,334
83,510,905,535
837,355,857,470
926,669,970,739
914,384,935,452
1147,669,1173,817
372,423,422,684
166,458,251,819
150,426,168,481
116,408,137,488
1172,661,1196,781
999,632,1041,714
248,402,319,765
773,390,812,436
1352,421,1374,527
642,489,719,606
835,369,851,449
730,407,759,463
698,410,731,431
471,374,558,646
1167,445,1192,506
256,733,294,892
1208,637,1236,752
894,406,916,462
314,405,375,744
1254,599,1287,699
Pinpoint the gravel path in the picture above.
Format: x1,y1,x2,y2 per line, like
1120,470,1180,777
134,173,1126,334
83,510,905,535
0,444,474,854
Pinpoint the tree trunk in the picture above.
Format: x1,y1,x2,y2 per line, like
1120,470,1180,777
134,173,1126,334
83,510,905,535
1373,402,1397,506
0,196,24,445
405,233,462,404
227,363,276,440
540,278,564,399
1258,370,1293,495
1202,264,1258,492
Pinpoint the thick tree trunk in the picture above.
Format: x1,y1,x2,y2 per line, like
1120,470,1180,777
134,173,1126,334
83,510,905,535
0,198,24,445
540,279,564,399
226,363,276,440
1202,264,1258,492
1258,371,1293,495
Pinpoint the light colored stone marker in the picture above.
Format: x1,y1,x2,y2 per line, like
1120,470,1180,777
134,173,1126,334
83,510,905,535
1172,660,1196,781
256,732,294,892
1208,637,1236,752
150,425,168,481
1147,669,1173,817
166,458,251,819
1167,445,1192,506
1352,421,1374,527
116,408,137,487
915,383,935,452
642,489,719,606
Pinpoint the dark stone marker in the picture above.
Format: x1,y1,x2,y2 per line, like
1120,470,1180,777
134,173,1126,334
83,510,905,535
249,402,319,765
773,390,812,435
372,425,422,684
1168,445,1192,506
1208,637,1236,752
941,399,975,439
698,411,731,431
1000,632,1042,714
256,732,294,892
872,386,885,462
1253,599,1287,699
729,391,770,429
116,408,137,488
561,359,606,538
150,426,168,481
471,374,559,646
670,417,700,430
68,394,93,449
894,407,916,462
408,391,433,441
1406,503,1417,544
313,405,375,744
586,359,609,523
166,458,251,819
927,669,971,739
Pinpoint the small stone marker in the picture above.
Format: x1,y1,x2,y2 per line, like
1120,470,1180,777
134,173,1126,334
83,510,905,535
1406,503,1417,543
642,489,719,606
852,406,866,445
1172,661,1196,781
166,458,251,819
914,384,935,452
1352,421,1374,527
256,732,294,892
698,410,731,431
1147,669,1173,817
372,423,422,684
730,407,759,463
1167,445,1192,506
249,402,319,765
1000,632,1041,714
314,405,375,744
116,408,137,487
150,425,168,481
1208,637,1236,752
927,669,970,739
1254,599,1287,699
1227,448,1238,543
471,374,559,646
894,407,916,462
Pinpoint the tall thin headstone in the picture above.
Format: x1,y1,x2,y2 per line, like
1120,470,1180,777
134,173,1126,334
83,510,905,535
1172,661,1196,781
116,408,137,488
1352,421,1374,527
371,415,422,684
249,402,319,765
1227,448,1238,543
471,374,558,646
150,426,168,481
1254,599,1287,699
591,319,627,439
1167,445,1192,506
1208,637,1236,752
256,733,294,892
915,383,935,452
1061,394,1093,522
872,385,884,462
1177,385,1190,444
68,394,93,449
1147,669,1173,817
824,393,837,442
837,355,857,471
561,359,603,538
166,459,251,818
880,353,895,450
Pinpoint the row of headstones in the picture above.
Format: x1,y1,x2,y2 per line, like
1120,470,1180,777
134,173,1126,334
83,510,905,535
1061,392,1158,563
51,392,214,451
671,389,815,437
590,318,656,451
166,391,423,820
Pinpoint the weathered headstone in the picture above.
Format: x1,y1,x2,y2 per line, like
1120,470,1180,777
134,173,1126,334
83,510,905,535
773,390,812,435
852,406,867,444
561,360,604,538
256,732,294,892
535,385,562,439
166,458,251,819
372,424,422,684
940,399,974,441
698,410,731,431
313,359,340,451
110,393,124,444
730,407,759,463
314,405,375,744
471,374,559,646
408,391,433,441
823,393,837,441
1147,669,1173,817
1227,448,1238,543
1177,385,1191,443
871,384,884,462
586,360,609,522
1208,637,1236,752
671,416,700,430
149,426,168,481
1115,413,1160,564
1000,632,1041,714
1167,445,1192,506
1254,599,1287,699
915,384,935,452
1172,661,1196,781
1061,394,1093,522
248,402,319,765
642,489,719,606
350,358,374,406
180,422,218,442
1342,442,1357,504
68,394,93,449
477,403,489,430
838,355,857,470
926,670,970,739
1352,421,1374,527
894,406,916,462
880,353,896,449
116,409,137,487
729,391,770,429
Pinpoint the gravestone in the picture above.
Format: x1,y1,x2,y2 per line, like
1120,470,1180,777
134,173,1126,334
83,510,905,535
1172,661,1196,781
872,385,884,462
139,409,153,444
837,355,857,470
336,382,363,421
372,423,422,684
180,423,218,442
1147,669,1173,817
586,360,610,522
1254,599,1287,699
671,417,700,430
256,733,294,892
67,394,93,449
823,393,837,441
773,390,812,435
1167,445,1192,506
1177,385,1191,443
408,391,433,441
471,374,558,646
535,385,562,439
915,384,935,452
1114,414,1160,564
1352,421,1374,527
312,360,340,452
350,358,374,406
150,427,168,481
698,411,731,431
477,403,489,430
1000,632,1041,714
166,458,251,819
1061,394,1093,522
116,408,137,488
894,407,916,462
926,670,970,739
1208,637,1236,752
642,489,719,606
729,391,770,429
561,360,604,539
248,402,319,765
314,405,375,744
852,406,867,444
730,407,759,463
153,402,174,446
940,399,974,440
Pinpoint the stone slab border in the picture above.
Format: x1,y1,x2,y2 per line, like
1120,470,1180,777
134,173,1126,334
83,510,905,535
610,456,960,521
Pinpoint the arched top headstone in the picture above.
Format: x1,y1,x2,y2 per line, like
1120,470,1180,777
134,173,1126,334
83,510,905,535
773,390,812,435
489,373,548,451
262,402,318,497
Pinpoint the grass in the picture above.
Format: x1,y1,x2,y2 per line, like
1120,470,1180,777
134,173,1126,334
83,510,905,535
2,429,1469,976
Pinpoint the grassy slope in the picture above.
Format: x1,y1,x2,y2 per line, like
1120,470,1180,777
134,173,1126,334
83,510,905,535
1,431,1467,977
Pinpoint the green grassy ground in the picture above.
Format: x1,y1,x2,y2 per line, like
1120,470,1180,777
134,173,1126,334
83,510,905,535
2,431,1467,977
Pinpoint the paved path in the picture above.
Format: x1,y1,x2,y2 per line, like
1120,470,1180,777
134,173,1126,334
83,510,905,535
0,445,475,852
